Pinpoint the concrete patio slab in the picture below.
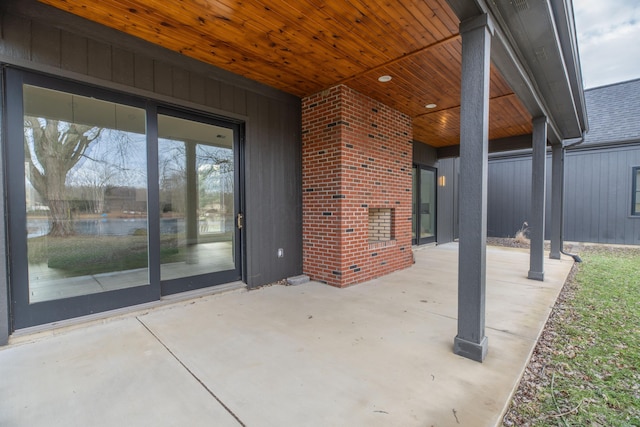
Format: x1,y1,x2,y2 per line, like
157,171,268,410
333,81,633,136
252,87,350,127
0,317,240,427
0,243,574,427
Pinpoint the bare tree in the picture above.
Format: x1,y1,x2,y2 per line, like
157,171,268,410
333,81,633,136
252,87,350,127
24,117,102,236
67,161,117,214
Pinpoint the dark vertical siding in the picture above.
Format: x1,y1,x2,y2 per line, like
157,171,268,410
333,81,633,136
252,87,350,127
87,39,112,81
453,157,460,239
61,32,88,74
153,61,172,97
436,158,457,243
245,94,303,285
564,146,640,244
487,154,552,239
487,146,640,245
413,141,438,166
488,156,531,237
0,4,303,289
112,47,135,87
0,15,30,60
31,24,61,67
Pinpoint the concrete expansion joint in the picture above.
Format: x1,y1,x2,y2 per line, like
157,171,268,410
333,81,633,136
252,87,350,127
136,318,246,427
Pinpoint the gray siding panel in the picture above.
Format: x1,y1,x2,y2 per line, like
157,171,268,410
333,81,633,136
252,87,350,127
564,146,640,244
0,14,30,60
205,79,221,109
487,155,552,239
171,67,190,101
112,47,135,87
488,146,640,245
60,31,88,74
437,158,455,243
413,141,437,166
153,60,172,97
488,157,531,237
220,82,235,113
87,39,111,81
134,55,154,92
189,73,206,105
0,5,304,296
245,94,303,285
31,25,61,67
234,86,248,116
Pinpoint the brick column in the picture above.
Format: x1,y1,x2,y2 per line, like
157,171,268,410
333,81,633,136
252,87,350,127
302,85,413,287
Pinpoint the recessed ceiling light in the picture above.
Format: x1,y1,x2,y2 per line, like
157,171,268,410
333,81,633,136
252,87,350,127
425,103,437,109
378,75,392,82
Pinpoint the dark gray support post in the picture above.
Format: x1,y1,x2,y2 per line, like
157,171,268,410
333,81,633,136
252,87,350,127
454,13,493,363
549,143,563,259
528,117,547,280
0,71,8,345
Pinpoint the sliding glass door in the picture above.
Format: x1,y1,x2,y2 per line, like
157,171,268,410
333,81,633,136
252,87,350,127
6,69,243,329
23,85,150,304
157,111,241,294
412,165,437,245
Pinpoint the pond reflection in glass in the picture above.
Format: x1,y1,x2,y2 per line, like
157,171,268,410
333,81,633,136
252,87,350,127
158,114,235,281
24,85,148,303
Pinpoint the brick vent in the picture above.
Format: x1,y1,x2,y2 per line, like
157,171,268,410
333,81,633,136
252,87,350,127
302,85,413,287
368,208,393,242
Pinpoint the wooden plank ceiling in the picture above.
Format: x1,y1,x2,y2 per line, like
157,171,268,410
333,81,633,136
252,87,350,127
38,0,532,147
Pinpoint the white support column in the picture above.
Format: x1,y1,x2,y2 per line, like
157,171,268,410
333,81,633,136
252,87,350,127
454,13,493,363
549,143,563,259
528,116,548,280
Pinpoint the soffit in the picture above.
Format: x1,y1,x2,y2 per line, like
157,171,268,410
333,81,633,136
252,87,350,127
37,0,533,147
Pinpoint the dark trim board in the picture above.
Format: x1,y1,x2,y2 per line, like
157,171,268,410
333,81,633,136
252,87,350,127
632,166,640,216
0,69,9,344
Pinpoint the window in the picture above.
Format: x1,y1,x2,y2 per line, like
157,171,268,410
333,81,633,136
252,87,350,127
7,69,243,329
158,113,237,282
633,167,640,216
23,84,149,303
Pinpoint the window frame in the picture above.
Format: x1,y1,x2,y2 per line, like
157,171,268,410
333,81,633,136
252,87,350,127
633,166,640,216
5,67,244,329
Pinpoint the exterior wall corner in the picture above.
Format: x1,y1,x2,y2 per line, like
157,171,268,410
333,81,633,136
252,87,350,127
302,85,413,287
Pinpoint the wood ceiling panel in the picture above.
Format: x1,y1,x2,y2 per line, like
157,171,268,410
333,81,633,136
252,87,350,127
344,37,463,119
413,94,532,147
487,94,533,140
414,108,462,147
38,0,535,148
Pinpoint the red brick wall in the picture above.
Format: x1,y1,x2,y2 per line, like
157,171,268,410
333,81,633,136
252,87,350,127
302,85,414,287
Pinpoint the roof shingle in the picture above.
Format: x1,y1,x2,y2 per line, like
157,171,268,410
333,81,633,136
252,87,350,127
582,78,640,145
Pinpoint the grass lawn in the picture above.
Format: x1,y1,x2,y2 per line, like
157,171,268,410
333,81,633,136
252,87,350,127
504,246,640,426
28,234,182,277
